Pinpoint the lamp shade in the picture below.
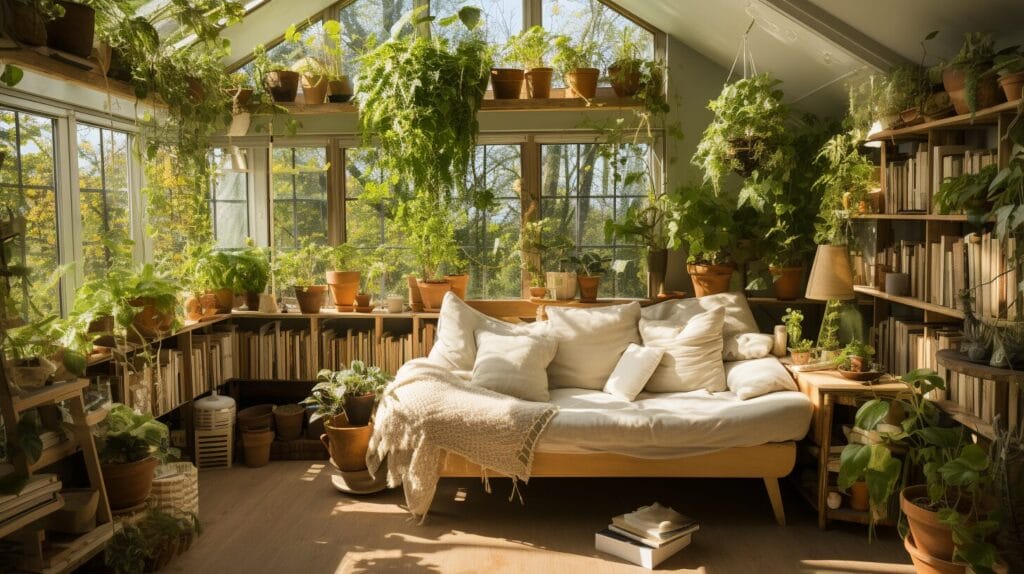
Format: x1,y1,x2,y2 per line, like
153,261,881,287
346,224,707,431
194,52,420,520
805,245,855,301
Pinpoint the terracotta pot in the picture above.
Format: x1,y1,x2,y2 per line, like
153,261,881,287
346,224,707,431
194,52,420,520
790,350,811,365
328,77,353,103
546,271,577,300
902,485,958,561
529,286,548,299
770,266,804,301
293,285,326,314
264,70,300,102
199,292,218,317
942,66,1004,115
417,280,451,311
326,270,360,309
244,292,260,311
227,87,253,111
101,457,159,510
999,71,1024,102
129,297,174,338
237,404,275,432
647,248,667,299
444,274,469,299
407,276,424,312
608,60,642,97
343,393,376,426
900,107,924,126
687,263,734,297
241,429,274,468
301,74,328,104
577,275,600,303
850,355,866,373
904,533,966,574
849,481,869,511
212,287,234,313
184,295,203,321
525,67,553,98
45,1,95,58
355,293,372,311
273,404,305,441
323,414,373,472
565,68,599,98
10,2,47,46
490,68,524,99
88,315,114,335
186,76,205,103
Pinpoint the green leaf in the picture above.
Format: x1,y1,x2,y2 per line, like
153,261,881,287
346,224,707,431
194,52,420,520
1,64,24,87
854,399,889,430
958,443,990,471
838,444,868,489
457,6,482,30
925,30,939,40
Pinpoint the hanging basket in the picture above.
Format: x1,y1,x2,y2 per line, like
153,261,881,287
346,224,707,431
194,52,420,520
726,137,762,177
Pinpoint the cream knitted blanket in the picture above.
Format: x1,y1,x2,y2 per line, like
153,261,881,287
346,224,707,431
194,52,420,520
366,358,557,522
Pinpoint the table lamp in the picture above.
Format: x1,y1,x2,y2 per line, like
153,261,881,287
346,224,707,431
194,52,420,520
805,245,855,301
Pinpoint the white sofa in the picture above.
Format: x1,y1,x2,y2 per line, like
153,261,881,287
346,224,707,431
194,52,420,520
427,293,813,525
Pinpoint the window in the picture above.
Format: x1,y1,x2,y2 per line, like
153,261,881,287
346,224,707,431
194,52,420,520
544,0,654,83
144,146,213,265
272,147,328,249
77,124,132,280
209,148,250,249
540,141,649,298
338,0,414,78
431,0,523,50
0,108,61,317
238,20,323,77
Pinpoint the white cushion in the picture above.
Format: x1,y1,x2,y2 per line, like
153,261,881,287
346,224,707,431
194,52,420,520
640,306,727,392
471,330,557,402
429,292,546,372
725,357,798,400
602,343,665,401
546,302,642,390
642,293,767,361
724,333,775,361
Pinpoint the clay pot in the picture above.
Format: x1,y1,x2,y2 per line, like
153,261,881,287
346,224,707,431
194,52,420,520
608,60,642,97
343,393,376,427
900,107,923,126
301,74,328,104
647,248,667,299
354,293,372,311
10,2,47,46
199,292,218,317
244,292,261,311
326,270,360,309
444,274,469,299
184,295,203,321
942,66,1004,115
293,285,327,314
529,286,548,299
687,263,734,297
407,276,424,312
849,355,866,373
849,481,870,511
45,1,95,58
241,429,274,468
790,349,811,365
237,404,275,432
525,67,553,98
417,280,451,311
227,87,253,111
322,414,373,472
101,457,159,510
328,77,353,103
129,297,174,338
999,71,1024,102
273,404,305,441
770,266,803,301
577,275,601,303
565,68,599,98
490,68,524,99
901,485,955,561
212,287,235,313
264,70,300,102
903,533,965,574
546,271,577,300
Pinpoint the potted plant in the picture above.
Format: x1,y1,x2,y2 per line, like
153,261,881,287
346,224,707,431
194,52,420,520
286,20,341,105
569,251,611,303
668,183,736,297
782,308,813,365
305,361,392,472
94,404,177,511
252,44,300,103
3,316,61,391
6,0,55,47
838,369,1002,573
196,250,238,314
491,35,525,99
122,264,181,339
226,71,254,112
401,197,464,310
940,33,1005,116
608,27,644,97
274,240,328,314
233,246,271,310
104,508,201,574
316,20,352,103
325,243,364,311
833,339,875,373
505,25,554,99
45,0,95,58
552,35,599,99
517,215,549,299
992,47,1024,102
692,73,793,188
934,164,999,225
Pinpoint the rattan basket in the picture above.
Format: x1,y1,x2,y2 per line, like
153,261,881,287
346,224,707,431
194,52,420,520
149,462,199,518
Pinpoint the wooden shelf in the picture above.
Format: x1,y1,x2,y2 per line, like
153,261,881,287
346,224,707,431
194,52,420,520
11,379,89,413
935,349,1024,385
0,496,64,540
278,95,641,116
931,399,996,441
0,47,139,100
38,522,115,574
850,213,977,222
30,439,80,473
746,297,826,305
869,99,1020,141
853,285,964,318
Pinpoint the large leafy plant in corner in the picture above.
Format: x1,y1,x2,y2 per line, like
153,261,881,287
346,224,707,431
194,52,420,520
665,183,736,265
94,404,178,465
354,6,493,204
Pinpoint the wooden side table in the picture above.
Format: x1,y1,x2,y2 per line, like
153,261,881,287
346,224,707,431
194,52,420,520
791,369,909,528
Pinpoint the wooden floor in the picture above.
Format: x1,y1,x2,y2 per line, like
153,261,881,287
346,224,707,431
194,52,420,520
166,461,913,574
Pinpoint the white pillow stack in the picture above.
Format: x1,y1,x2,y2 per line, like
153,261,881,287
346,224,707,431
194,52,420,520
545,302,641,390
428,293,547,373
725,357,798,399
641,292,772,361
639,306,727,393
471,330,558,402
602,343,665,401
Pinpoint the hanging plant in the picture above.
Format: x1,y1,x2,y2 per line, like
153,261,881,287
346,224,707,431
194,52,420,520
354,6,493,204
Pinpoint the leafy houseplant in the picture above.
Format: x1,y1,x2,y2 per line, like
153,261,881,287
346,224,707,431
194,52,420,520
782,308,813,364
196,250,239,313
505,25,554,98
552,35,599,99
399,195,465,310
941,33,1002,115
307,361,393,472
286,19,348,104
667,183,737,297
992,47,1024,102
607,27,645,97
814,131,876,246
833,339,875,372
569,251,611,303
325,243,366,311
274,241,328,314
94,404,177,511
232,246,271,310
935,164,999,225
104,508,201,574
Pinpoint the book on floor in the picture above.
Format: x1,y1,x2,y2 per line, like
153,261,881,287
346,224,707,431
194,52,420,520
595,528,692,569
609,516,698,547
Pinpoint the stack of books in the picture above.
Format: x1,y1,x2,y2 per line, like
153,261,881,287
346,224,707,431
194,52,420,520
595,503,698,569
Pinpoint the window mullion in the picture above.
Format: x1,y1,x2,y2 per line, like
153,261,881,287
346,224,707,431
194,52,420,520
57,113,79,316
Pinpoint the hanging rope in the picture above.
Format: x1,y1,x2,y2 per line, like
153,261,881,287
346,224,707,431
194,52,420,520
726,19,757,84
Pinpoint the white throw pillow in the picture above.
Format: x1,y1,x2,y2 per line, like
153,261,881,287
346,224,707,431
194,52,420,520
725,357,798,399
603,343,665,401
640,306,727,392
642,293,767,361
724,333,775,361
471,330,558,402
546,302,642,390
429,292,547,372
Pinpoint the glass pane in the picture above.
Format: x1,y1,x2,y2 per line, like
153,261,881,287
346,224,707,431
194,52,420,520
345,199,384,248
338,0,415,78
580,196,612,246
105,129,129,192
272,147,328,249
432,0,522,53
78,124,132,281
77,124,103,190
0,110,16,186
145,146,212,266
540,144,573,197
19,113,55,187
543,0,654,86
214,202,249,250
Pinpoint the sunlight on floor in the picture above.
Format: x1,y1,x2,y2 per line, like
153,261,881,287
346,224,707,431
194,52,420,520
800,559,916,573
300,463,326,482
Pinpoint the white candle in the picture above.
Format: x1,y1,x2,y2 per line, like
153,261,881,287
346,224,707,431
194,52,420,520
773,325,787,357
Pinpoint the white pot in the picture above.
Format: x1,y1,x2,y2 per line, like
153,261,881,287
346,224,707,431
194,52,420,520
385,295,404,313
546,272,577,300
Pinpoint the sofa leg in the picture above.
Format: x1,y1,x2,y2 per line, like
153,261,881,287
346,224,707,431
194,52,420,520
763,477,786,526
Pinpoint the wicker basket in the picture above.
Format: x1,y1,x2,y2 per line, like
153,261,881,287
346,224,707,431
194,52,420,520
148,462,199,519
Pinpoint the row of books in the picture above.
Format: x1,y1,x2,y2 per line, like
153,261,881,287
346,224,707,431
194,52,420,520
879,240,927,299
321,329,418,374
882,141,997,214
885,146,929,213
